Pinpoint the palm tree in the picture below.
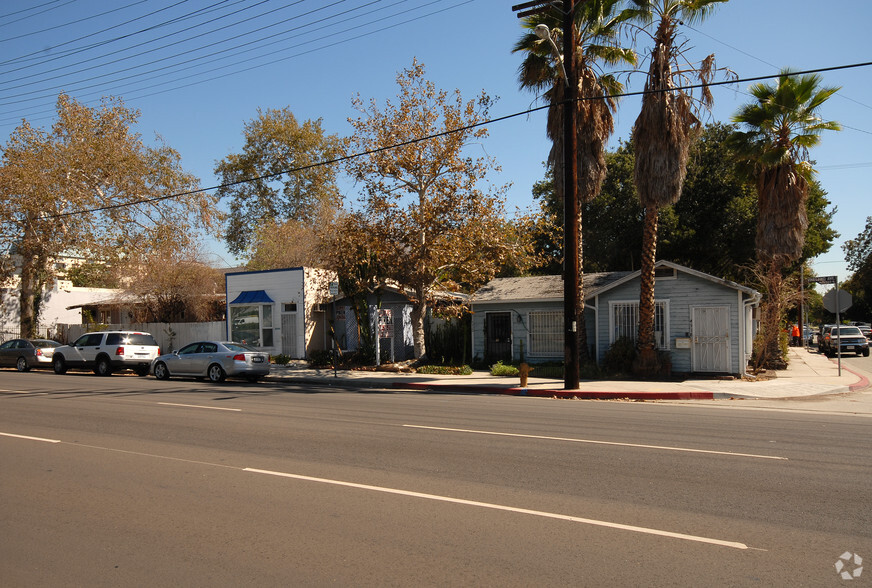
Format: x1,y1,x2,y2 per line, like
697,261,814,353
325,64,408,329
730,71,840,369
625,0,726,375
513,0,635,359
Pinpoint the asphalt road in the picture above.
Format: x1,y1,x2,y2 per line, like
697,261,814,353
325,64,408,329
1,369,870,586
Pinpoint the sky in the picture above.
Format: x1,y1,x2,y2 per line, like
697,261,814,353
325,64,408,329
1,0,869,290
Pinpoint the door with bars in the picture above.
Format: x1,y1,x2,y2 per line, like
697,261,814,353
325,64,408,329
692,306,730,373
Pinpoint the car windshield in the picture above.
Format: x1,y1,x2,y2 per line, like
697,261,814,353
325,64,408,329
224,342,260,353
31,340,60,348
835,327,862,336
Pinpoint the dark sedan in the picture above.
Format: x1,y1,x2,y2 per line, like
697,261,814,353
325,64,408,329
0,338,62,371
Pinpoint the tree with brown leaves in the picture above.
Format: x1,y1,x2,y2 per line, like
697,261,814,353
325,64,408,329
0,94,219,337
344,60,530,360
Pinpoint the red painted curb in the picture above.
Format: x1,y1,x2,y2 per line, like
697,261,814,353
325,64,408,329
390,382,714,400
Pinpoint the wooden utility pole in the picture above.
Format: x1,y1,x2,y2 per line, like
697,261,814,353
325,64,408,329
512,0,580,389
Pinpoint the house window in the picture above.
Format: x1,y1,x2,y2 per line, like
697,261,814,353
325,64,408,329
230,304,274,347
528,310,563,356
609,300,669,349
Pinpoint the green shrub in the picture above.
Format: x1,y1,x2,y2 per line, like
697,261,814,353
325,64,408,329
490,360,519,377
308,350,334,368
601,336,636,376
272,354,292,365
416,364,473,376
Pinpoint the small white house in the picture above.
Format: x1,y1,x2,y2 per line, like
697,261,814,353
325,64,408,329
225,267,335,358
0,279,121,339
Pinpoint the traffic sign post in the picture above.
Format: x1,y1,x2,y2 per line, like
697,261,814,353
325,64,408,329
817,277,851,376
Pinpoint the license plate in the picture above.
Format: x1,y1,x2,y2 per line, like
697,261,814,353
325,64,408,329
252,356,264,363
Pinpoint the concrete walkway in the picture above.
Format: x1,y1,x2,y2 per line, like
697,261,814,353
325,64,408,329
266,347,869,401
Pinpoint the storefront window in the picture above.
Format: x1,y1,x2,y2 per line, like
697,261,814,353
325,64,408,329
230,304,276,348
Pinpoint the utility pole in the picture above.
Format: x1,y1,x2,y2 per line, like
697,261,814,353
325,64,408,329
512,0,580,389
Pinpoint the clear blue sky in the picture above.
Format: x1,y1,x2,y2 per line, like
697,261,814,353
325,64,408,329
1,0,869,290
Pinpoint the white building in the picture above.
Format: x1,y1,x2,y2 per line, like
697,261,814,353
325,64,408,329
225,267,335,358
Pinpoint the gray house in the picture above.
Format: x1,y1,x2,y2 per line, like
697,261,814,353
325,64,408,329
471,261,761,377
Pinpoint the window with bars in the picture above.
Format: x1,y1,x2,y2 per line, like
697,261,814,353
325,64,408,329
609,301,669,349
528,310,563,355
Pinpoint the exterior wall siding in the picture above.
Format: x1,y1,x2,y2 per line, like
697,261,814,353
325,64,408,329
595,273,742,373
471,301,595,365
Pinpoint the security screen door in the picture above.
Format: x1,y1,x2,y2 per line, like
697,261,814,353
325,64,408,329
692,306,729,373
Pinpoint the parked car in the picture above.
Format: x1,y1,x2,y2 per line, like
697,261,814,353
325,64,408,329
151,341,271,383
855,323,872,340
817,324,836,353
0,338,62,372
52,331,161,376
821,326,870,357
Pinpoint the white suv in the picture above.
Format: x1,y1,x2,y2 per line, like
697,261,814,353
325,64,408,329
53,331,161,376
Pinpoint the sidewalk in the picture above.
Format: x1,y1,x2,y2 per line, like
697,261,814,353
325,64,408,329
266,347,870,401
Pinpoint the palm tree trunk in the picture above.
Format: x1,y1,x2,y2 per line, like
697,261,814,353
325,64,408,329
577,206,589,361
754,259,788,370
634,206,659,376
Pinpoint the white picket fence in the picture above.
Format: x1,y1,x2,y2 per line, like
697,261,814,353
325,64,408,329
56,322,226,353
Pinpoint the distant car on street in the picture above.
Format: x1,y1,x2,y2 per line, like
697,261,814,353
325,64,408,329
151,341,271,383
0,338,61,372
821,326,870,357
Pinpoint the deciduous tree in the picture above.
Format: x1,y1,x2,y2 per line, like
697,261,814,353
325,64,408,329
344,60,530,359
215,107,343,260
0,94,219,337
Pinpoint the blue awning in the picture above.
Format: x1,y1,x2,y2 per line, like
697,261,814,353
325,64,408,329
230,290,274,304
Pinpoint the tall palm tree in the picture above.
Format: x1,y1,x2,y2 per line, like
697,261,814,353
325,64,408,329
625,0,726,375
513,0,634,359
730,71,840,369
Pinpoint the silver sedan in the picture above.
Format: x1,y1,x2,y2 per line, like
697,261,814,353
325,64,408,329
151,341,271,383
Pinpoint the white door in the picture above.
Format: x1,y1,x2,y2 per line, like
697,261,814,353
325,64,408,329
281,313,297,358
692,306,730,373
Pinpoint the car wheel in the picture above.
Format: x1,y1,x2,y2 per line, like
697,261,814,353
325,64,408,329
95,356,113,377
16,357,30,372
153,362,170,380
864,349,870,357
53,356,67,374
207,364,226,383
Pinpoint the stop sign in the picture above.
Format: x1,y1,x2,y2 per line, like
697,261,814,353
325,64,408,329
822,289,852,313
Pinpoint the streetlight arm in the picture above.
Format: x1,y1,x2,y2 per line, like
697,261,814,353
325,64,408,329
534,24,569,88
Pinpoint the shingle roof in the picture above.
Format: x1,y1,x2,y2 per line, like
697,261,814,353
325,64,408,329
472,271,632,303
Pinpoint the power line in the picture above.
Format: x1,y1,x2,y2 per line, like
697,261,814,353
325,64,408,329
0,0,76,29
44,61,872,219
0,0,151,44
0,0,467,125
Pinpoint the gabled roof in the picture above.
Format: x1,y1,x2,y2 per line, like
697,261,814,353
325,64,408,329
471,261,760,304
472,271,632,303
597,260,760,299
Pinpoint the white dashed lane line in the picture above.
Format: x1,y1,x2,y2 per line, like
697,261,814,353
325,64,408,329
403,424,788,460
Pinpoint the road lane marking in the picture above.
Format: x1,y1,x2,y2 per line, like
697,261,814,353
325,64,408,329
0,431,61,443
403,425,788,460
245,467,751,550
0,428,755,550
157,402,241,412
